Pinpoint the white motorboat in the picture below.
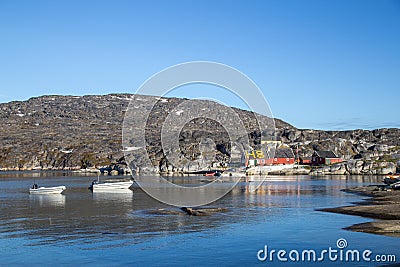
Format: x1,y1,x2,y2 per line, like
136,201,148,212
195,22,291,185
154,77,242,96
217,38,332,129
89,179,133,192
29,185,66,194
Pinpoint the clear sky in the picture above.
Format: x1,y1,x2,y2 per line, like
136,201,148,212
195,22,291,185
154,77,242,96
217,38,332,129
0,0,399,130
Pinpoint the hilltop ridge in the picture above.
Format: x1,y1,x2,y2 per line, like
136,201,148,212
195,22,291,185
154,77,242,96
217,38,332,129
0,94,399,173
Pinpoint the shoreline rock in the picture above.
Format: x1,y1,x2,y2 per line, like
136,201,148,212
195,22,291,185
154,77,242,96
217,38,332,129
310,160,397,176
344,221,400,237
319,186,400,237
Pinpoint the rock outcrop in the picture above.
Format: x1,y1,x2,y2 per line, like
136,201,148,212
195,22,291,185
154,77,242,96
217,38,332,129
0,94,399,173
310,160,397,175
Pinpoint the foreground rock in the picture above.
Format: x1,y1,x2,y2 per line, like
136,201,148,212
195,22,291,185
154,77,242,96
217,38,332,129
320,186,400,237
345,221,400,237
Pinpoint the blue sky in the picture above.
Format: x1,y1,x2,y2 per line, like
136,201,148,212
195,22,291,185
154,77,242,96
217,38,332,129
0,0,399,130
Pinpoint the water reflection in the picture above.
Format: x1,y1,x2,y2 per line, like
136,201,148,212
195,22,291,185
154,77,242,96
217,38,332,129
29,194,66,207
92,189,134,202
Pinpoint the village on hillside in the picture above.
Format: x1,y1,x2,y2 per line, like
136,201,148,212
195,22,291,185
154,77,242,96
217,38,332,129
243,140,343,175
241,136,398,176
245,141,342,167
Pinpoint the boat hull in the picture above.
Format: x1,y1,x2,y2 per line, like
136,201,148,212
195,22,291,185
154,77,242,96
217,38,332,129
91,181,133,192
29,186,66,194
385,174,400,179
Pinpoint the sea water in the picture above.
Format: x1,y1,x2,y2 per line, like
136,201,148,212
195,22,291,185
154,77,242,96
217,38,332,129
0,172,398,266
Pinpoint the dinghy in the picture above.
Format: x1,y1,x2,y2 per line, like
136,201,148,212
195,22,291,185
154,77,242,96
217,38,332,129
29,184,66,194
89,175,133,192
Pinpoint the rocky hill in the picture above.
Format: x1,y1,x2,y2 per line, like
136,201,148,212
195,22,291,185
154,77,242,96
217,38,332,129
0,94,399,174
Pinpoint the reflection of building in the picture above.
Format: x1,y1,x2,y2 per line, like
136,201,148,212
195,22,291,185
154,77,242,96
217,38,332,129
245,147,295,167
311,151,342,165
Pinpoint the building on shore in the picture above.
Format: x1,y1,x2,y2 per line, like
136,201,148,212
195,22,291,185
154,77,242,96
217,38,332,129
299,157,312,165
273,147,295,165
244,147,295,167
311,150,342,165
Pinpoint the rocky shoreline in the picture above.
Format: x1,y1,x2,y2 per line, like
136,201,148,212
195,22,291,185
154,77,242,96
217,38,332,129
320,186,400,237
309,160,397,176
0,94,399,173
244,159,398,176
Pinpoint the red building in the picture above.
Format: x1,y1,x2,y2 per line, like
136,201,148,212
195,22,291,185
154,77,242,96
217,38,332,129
273,148,295,165
245,148,295,166
312,151,342,165
299,157,312,165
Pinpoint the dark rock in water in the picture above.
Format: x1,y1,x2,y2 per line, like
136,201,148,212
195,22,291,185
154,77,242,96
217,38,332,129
144,209,183,216
181,207,203,216
180,207,228,216
143,207,228,216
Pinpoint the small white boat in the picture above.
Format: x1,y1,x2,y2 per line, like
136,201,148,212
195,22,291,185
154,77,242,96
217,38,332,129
89,180,133,192
29,185,66,194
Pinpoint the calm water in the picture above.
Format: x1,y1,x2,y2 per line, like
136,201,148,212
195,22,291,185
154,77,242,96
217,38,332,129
0,172,399,266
